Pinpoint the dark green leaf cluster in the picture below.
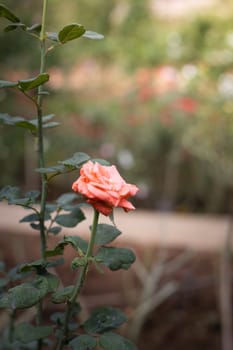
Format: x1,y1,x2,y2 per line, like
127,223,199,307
0,185,39,207
68,307,136,350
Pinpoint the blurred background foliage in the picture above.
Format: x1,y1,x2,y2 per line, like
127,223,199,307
1,0,233,213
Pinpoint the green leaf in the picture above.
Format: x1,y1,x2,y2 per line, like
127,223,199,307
0,114,23,125
41,113,56,123
18,73,49,91
63,236,88,254
84,307,127,334
4,22,26,32
14,323,53,343
0,114,38,134
30,222,41,230
25,190,40,201
47,235,88,257
56,192,77,206
95,224,121,245
0,185,19,201
20,259,47,273
36,152,90,176
51,285,74,304
45,245,64,257
20,213,40,223
99,333,137,350
9,197,32,206
42,121,60,129
59,152,90,168
36,164,66,174
0,278,48,310
55,207,85,227
69,335,97,350
92,158,110,166
0,80,18,88
14,120,37,133
8,190,40,207
96,247,136,271
83,30,104,40
58,23,85,43
43,272,59,292
0,4,20,23
46,203,57,213
48,226,62,235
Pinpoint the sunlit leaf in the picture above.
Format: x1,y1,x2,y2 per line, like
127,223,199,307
83,30,104,40
42,121,60,129
18,73,49,91
0,80,18,88
26,23,41,33
47,31,59,42
58,23,85,43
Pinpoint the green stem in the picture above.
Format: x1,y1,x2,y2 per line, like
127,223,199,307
55,209,100,350
35,3,48,350
37,0,48,261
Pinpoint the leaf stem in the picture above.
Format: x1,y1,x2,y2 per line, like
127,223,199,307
55,209,100,350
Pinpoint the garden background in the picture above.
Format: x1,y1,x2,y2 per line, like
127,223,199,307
1,0,233,214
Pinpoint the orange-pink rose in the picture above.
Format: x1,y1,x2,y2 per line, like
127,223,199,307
72,161,139,216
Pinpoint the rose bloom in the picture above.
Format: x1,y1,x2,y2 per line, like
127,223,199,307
72,161,139,216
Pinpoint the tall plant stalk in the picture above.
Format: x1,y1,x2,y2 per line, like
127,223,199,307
37,0,48,261
55,209,100,350
35,3,48,350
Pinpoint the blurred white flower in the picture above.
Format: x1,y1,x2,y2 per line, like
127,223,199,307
117,149,134,170
181,64,198,81
218,73,233,98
